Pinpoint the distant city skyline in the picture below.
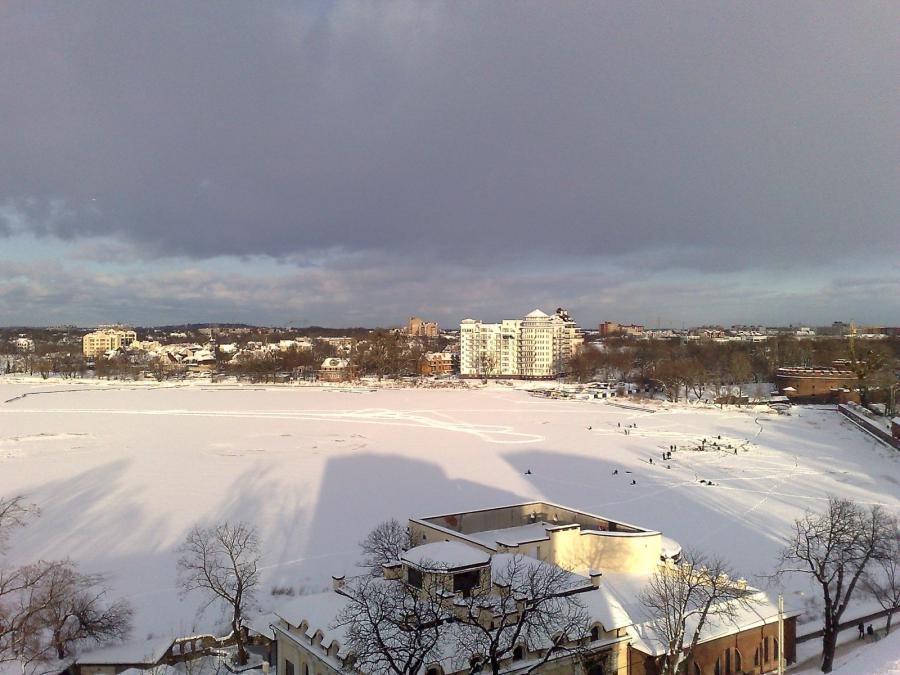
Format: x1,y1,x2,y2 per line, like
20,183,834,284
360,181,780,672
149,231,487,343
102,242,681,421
1,3,897,328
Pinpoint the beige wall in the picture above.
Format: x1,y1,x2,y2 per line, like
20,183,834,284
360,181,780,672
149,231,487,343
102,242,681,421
277,632,341,675
547,527,661,575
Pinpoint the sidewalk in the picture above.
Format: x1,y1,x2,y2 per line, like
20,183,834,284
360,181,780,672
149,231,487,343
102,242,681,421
793,618,897,673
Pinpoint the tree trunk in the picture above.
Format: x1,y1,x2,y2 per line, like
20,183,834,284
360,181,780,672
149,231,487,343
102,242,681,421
232,616,248,665
821,625,838,673
887,609,894,636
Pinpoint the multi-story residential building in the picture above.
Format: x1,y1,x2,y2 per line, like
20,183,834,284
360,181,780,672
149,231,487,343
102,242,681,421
15,337,35,353
460,309,581,379
270,502,796,675
408,317,440,338
82,328,137,358
599,322,644,338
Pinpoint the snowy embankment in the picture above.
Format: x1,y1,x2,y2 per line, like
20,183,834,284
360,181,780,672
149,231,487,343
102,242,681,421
0,380,898,662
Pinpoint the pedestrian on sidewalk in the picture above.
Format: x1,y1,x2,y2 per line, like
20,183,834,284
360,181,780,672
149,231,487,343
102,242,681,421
867,624,875,640
857,622,865,640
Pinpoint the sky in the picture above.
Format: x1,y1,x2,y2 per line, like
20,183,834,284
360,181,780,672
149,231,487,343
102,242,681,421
0,1,898,328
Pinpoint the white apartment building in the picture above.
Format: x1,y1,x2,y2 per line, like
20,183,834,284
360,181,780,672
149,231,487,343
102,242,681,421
82,328,137,358
460,308,582,379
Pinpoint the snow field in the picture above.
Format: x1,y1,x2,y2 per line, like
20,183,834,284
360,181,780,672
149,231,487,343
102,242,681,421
0,381,898,648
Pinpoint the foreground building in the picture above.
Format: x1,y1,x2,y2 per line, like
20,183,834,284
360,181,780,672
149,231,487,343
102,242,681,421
270,502,795,675
460,309,582,379
82,328,137,358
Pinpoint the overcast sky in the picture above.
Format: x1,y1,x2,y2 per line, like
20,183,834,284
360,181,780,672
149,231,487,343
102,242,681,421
1,1,897,328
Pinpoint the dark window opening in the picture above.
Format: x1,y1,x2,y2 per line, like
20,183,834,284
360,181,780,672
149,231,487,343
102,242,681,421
407,567,423,588
284,660,295,675
513,645,524,661
453,569,481,596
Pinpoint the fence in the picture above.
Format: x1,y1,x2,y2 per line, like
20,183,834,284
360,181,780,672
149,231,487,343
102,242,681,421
838,404,900,450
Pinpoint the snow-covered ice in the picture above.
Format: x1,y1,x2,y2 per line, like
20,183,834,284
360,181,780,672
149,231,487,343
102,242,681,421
1,380,898,654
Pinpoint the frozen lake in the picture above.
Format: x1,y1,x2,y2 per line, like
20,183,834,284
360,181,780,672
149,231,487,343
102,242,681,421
1,380,898,641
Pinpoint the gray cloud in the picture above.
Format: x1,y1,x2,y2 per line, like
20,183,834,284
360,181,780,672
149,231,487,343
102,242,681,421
1,2,897,268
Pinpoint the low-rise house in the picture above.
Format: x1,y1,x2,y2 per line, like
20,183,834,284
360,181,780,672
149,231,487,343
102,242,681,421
318,358,352,383
420,352,456,376
270,502,796,675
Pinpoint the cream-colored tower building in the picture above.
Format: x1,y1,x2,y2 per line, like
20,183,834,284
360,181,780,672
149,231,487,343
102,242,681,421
460,308,581,379
82,329,137,358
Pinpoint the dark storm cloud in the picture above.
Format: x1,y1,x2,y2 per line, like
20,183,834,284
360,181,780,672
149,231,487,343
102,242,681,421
1,1,897,270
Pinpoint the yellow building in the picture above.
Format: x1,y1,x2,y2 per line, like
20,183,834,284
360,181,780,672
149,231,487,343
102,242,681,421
82,329,137,358
270,502,794,675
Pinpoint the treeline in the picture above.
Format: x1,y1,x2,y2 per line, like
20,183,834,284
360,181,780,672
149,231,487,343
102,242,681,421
569,336,900,404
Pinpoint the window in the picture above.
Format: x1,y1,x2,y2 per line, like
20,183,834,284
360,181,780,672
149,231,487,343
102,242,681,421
284,660,295,675
764,637,770,663
754,647,760,666
513,645,524,661
693,664,702,675
303,666,309,675
734,649,742,671
453,569,481,596
590,626,600,641
407,567,423,588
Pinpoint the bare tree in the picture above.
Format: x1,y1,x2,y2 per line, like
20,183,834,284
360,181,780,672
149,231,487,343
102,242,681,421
359,520,411,575
639,550,758,675
177,523,261,666
862,521,900,635
474,351,497,384
33,562,133,659
777,497,895,673
332,572,446,675
452,554,590,674
0,496,36,551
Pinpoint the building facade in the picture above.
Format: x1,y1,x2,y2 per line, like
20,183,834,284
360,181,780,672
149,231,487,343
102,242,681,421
460,309,582,379
599,322,645,338
270,502,795,675
82,329,138,358
408,317,440,338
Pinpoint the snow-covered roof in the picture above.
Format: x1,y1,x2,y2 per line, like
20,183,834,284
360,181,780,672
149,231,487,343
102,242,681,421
525,309,549,318
401,541,490,570
75,636,174,665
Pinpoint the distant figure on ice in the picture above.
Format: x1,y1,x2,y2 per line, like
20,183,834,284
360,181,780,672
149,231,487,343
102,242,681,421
617,422,621,428
734,448,738,455
666,464,671,469
612,469,618,475
587,425,592,430
858,622,865,640
524,469,532,475
649,458,653,465
631,479,636,485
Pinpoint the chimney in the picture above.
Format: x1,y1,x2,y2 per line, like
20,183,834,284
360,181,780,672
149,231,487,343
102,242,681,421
332,574,345,591
589,569,603,588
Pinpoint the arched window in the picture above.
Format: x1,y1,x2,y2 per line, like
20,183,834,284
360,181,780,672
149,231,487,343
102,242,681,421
764,637,770,663
713,657,721,675
724,647,731,674
754,646,760,666
734,649,742,671
590,625,600,641
512,645,524,661
425,668,441,675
